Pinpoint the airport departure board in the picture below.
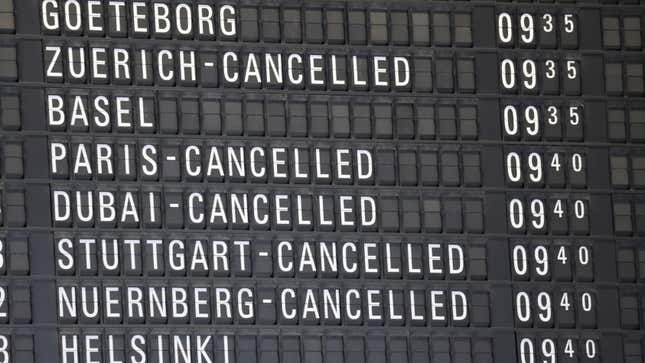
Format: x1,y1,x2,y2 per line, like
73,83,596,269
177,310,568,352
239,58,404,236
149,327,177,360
0,0,643,362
